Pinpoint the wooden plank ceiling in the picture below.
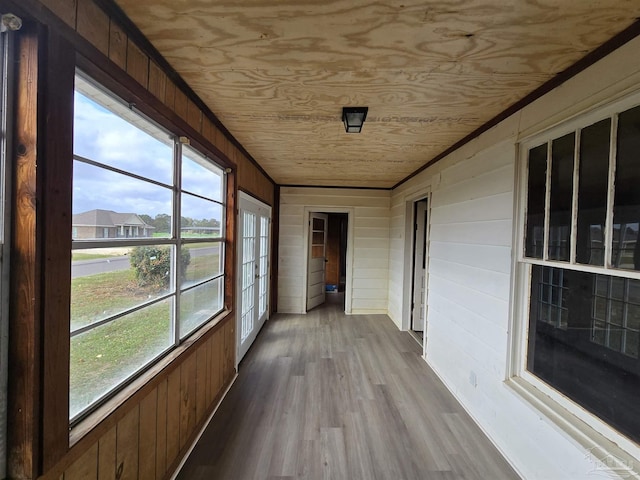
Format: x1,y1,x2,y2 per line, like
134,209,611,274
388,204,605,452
114,0,639,188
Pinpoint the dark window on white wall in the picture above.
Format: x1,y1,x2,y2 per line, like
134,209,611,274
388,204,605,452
70,73,226,421
576,119,610,266
522,100,640,445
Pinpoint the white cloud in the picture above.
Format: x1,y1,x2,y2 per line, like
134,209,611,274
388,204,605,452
73,93,223,220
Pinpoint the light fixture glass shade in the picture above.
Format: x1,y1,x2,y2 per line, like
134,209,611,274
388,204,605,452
342,107,368,133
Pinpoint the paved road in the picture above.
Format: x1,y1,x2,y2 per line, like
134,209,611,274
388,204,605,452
71,245,220,279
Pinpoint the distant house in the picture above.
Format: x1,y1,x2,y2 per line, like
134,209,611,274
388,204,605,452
72,209,155,239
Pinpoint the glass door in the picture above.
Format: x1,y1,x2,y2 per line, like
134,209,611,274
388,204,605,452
237,192,271,362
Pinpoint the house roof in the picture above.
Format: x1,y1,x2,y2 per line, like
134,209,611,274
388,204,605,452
113,0,640,188
72,209,155,229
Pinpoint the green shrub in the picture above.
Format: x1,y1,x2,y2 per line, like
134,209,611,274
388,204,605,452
130,246,191,288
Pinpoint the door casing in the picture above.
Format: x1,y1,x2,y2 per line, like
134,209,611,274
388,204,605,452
301,207,354,314
402,189,431,356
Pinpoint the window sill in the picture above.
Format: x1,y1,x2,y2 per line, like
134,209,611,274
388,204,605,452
505,376,640,478
69,308,233,447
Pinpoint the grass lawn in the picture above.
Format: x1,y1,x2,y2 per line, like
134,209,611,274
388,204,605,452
69,251,221,418
71,269,169,331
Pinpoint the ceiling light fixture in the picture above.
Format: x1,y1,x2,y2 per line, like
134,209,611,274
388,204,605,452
342,107,368,133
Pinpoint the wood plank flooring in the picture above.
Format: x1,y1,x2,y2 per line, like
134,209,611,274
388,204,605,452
177,295,520,480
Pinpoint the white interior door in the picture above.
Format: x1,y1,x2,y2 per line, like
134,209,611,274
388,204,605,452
307,212,328,311
412,199,428,333
237,192,271,362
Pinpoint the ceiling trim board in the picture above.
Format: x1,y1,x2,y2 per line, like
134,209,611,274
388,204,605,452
279,184,392,191
392,17,640,191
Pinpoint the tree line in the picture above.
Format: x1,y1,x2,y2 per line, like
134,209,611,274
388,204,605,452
139,213,221,233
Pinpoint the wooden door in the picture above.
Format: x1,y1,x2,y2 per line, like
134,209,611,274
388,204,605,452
411,199,428,333
307,212,328,311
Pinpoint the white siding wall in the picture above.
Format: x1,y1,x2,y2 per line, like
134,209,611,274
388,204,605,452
388,35,640,479
278,187,390,314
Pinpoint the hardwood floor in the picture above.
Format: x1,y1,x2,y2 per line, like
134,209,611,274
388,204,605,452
177,295,520,480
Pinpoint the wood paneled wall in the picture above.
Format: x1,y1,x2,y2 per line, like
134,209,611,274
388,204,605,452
57,320,235,480
4,0,276,479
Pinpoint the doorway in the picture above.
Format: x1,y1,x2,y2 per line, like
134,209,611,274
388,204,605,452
305,211,350,313
410,198,429,345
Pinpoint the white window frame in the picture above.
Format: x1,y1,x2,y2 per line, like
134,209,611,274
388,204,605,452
508,88,640,471
70,71,228,423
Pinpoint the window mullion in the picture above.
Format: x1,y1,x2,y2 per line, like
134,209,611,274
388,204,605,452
543,141,552,261
570,130,580,264
604,114,618,270
173,138,183,346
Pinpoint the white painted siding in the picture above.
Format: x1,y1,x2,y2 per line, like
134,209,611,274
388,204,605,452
387,35,640,479
278,187,390,314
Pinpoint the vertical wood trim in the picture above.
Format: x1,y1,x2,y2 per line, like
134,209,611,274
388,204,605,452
155,379,167,478
164,80,176,112
64,442,97,480
202,117,215,146
223,320,235,383
108,19,127,70
186,99,202,134
126,39,149,88
174,89,188,122
225,170,236,313
147,61,166,104
40,0,78,28
97,426,116,480
204,336,213,407
195,345,207,424
138,389,157,480
41,28,75,472
8,24,41,480
116,406,139,480
211,329,222,399
165,368,180,466
179,353,196,450
76,0,109,56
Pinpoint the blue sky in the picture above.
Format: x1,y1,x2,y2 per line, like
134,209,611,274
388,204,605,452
73,90,223,221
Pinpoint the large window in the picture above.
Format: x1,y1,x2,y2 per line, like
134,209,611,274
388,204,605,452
70,73,226,421
520,98,640,446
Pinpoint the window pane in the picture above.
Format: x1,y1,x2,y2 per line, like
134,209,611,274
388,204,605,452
527,266,640,444
525,144,547,258
73,161,172,239
179,278,223,338
576,119,611,265
259,216,270,317
70,298,173,419
312,231,325,245
71,246,174,332
74,78,173,185
548,133,575,261
626,331,639,358
181,193,223,239
182,145,224,201
181,242,223,289
612,105,640,270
